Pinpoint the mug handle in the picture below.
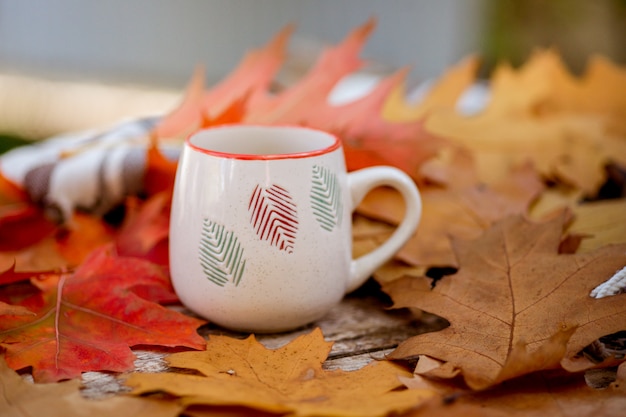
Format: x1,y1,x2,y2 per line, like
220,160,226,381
346,166,422,293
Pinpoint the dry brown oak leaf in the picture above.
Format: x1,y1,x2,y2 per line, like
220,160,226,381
126,328,435,417
384,213,626,390
357,150,544,268
0,358,183,417
403,369,626,417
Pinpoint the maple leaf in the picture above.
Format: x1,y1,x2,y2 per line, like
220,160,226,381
0,244,205,382
0,357,183,417
384,214,626,390
115,193,171,269
0,262,53,286
0,203,57,251
126,328,435,417
54,212,116,267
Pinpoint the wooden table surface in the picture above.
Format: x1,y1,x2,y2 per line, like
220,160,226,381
77,280,447,399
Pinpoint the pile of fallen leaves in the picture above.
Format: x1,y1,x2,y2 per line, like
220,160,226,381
1,20,626,416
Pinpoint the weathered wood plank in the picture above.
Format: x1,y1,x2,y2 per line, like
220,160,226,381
78,282,446,399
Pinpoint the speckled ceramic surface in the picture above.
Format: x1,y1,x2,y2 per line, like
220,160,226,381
170,125,422,332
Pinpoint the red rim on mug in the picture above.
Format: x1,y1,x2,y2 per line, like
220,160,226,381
186,124,342,160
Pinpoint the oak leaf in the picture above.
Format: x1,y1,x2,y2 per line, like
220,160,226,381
0,357,183,417
422,53,626,195
357,150,544,268
403,370,626,417
512,50,626,135
382,55,480,122
565,198,626,253
0,244,205,382
385,214,626,389
246,20,442,181
153,25,290,140
126,328,435,417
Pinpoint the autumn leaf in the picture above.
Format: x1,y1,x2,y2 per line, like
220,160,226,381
153,65,207,140
224,19,443,181
0,261,53,286
382,55,480,122
115,193,171,268
0,203,57,251
0,301,34,316
402,370,626,417
514,50,626,135
0,357,183,417
0,170,28,205
0,244,205,382
200,24,293,119
54,212,116,267
384,214,626,389
357,150,544,268
0,209,119,273
126,328,435,417
423,52,626,195
565,198,626,253
244,19,374,125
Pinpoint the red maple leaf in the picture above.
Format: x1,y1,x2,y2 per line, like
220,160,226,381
0,244,205,382
0,203,57,251
116,193,171,268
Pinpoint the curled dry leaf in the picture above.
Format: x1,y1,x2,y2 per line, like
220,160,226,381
403,371,626,417
126,328,435,417
385,214,626,390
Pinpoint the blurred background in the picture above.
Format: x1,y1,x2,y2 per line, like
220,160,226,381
0,0,624,144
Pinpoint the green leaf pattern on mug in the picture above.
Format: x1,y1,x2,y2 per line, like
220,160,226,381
310,165,343,232
198,219,246,287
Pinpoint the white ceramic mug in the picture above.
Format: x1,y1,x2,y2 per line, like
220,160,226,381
170,125,422,332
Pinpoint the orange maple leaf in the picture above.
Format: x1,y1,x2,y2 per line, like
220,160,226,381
126,328,434,417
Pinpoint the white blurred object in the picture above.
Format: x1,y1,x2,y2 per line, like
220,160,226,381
328,73,382,106
456,81,490,115
328,72,490,115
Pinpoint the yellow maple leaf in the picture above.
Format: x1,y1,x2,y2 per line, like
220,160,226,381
125,328,434,417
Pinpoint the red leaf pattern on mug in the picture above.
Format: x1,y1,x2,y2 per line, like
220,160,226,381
248,184,298,253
